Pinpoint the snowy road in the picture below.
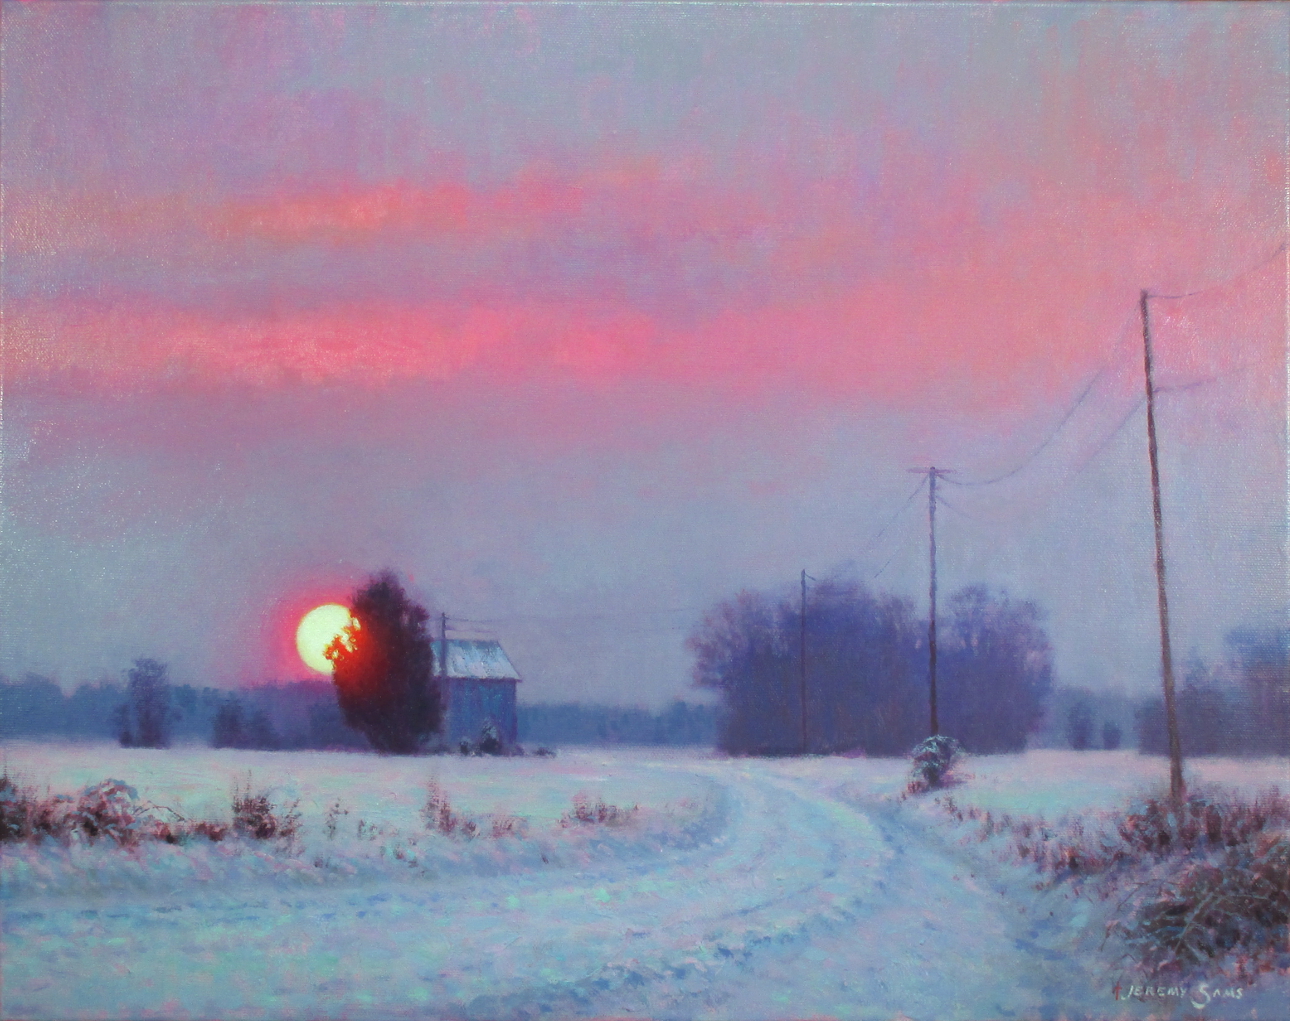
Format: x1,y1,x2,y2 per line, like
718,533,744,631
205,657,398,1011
2,757,1114,1020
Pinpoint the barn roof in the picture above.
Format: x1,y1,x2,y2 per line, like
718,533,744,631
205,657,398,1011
431,639,522,681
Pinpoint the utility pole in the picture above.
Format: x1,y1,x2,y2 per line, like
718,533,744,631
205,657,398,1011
800,569,808,754
1140,290,1185,803
440,612,449,685
909,467,955,736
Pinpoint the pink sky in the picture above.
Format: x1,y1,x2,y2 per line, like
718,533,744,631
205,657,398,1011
2,3,1285,701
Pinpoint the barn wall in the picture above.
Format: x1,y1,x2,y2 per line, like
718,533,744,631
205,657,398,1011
443,678,518,746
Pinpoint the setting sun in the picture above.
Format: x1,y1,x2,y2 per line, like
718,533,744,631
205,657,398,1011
296,603,354,675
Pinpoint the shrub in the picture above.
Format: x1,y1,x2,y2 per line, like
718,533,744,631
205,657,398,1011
478,722,503,756
1122,832,1289,977
323,800,349,840
1115,790,1290,861
0,776,151,847
906,735,963,794
561,793,637,828
189,819,229,842
490,814,526,839
68,779,147,847
421,780,478,838
1,773,240,848
1,773,56,842
231,780,300,845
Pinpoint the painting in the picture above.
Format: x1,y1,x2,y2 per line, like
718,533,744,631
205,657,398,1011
1,3,1286,1019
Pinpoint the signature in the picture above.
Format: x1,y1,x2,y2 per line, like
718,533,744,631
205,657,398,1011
1113,982,1244,1009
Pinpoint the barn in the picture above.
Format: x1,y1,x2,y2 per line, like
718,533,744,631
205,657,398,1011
432,639,521,748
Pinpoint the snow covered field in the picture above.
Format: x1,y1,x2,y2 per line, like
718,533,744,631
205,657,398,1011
2,742,1286,1020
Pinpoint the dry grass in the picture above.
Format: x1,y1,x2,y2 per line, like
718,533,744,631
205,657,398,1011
231,778,301,845
420,779,529,840
1,771,298,849
938,786,1290,979
560,793,638,828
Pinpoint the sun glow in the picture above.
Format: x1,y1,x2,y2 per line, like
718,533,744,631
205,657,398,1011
296,603,355,675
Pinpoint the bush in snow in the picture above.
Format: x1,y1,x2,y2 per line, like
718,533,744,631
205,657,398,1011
231,779,301,845
421,779,478,838
420,779,526,839
1,772,66,843
1123,831,1288,977
560,793,638,828
0,774,230,847
905,735,963,794
67,779,149,847
1,772,310,850
323,799,350,839
477,722,503,756
1,775,148,847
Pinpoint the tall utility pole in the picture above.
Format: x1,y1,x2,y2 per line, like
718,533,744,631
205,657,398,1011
1140,290,1185,803
800,569,808,754
440,612,449,686
909,467,954,736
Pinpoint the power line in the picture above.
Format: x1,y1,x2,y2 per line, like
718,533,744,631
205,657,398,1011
1148,239,1287,301
935,492,980,523
452,606,701,625
947,308,1139,489
858,477,926,558
859,478,933,582
1069,397,1145,478
871,545,906,581
946,238,1282,493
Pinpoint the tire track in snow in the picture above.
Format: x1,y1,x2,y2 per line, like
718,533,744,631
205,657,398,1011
449,763,894,1018
2,760,1103,1020
2,762,888,1019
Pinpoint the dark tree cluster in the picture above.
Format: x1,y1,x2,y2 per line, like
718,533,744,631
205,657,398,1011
327,571,441,755
1031,687,1134,750
518,701,717,747
115,659,173,748
936,586,1054,754
1060,697,1123,751
1065,698,1095,751
1137,627,1289,758
687,577,1052,756
211,697,279,750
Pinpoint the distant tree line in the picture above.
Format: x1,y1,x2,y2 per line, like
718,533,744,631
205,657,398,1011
687,578,1053,756
0,671,714,751
1136,627,1289,758
518,701,717,747
0,667,368,751
0,668,715,752
6,616,1280,760
1029,687,1135,751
